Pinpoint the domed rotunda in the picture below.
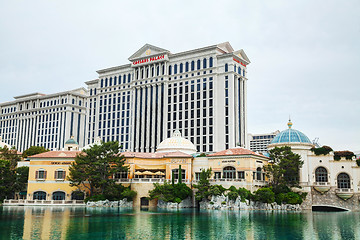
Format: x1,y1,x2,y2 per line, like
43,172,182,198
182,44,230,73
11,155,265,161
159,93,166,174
268,120,314,150
156,130,197,155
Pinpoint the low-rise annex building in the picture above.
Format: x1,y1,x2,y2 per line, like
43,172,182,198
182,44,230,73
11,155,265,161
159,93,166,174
268,120,360,210
21,131,269,207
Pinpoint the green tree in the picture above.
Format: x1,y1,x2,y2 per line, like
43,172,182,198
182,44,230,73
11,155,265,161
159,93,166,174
149,181,192,203
0,146,21,169
193,168,212,201
264,146,303,188
22,146,49,158
68,141,128,197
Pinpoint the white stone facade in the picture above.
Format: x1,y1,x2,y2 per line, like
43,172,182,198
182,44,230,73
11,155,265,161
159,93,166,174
0,88,88,151
86,42,250,153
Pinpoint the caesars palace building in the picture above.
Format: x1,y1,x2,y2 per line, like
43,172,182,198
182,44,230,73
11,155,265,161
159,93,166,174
0,42,250,153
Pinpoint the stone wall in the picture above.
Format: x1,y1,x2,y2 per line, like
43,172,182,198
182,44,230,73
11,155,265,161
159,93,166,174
308,188,360,211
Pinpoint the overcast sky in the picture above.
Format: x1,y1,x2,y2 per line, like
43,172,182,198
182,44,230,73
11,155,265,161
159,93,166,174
0,0,359,151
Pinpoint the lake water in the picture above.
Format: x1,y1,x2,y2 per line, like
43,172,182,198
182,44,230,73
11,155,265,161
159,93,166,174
1,206,359,240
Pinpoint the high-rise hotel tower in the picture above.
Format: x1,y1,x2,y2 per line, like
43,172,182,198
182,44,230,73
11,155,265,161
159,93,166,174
0,42,250,153
86,42,250,153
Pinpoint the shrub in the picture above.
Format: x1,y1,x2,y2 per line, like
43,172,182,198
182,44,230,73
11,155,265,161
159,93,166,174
238,188,251,202
210,201,214,205
121,188,137,201
310,146,333,156
208,185,226,196
149,182,192,203
272,184,291,195
227,191,239,201
334,151,355,160
85,194,106,203
253,188,275,203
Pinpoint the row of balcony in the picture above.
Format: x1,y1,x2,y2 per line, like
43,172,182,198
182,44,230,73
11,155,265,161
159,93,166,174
115,178,267,184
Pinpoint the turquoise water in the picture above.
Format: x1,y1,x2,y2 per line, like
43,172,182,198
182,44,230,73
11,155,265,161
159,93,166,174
0,206,359,240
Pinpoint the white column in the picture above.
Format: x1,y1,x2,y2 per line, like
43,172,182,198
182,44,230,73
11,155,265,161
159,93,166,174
151,84,156,152
145,85,151,152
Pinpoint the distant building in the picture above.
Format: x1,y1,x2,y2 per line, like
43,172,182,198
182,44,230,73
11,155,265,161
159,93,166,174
0,89,88,152
247,130,280,154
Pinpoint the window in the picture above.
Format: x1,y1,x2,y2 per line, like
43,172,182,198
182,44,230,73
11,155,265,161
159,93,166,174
191,61,195,71
214,172,221,179
114,171,128,179
256,167,262,181
36,169,47,180
195,172,201,180
172,169,186,181
55,169,66,180
238,171,245,179
52,191,65,200
223,166,236,179
337,173,350,189
203,58,207,69
209,57,213,67
33,191,46,200
315,167,328,182
197,59,201,70
225,63,228,72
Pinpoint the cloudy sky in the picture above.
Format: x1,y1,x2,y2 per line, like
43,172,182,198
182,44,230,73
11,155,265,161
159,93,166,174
0,0,359,151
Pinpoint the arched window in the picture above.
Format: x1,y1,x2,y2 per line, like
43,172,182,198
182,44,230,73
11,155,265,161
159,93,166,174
146,67,149,78
209,57,213,67
151,66,154,77
168,65,172,75
52,191,65,200
197,59,201,70
157,65,160,76
238,67,241,74
243,69,245,77
123,74,126,84
162,64,165,75
141,69,144,79
315,167,328,182
174,64,177,74
191,61,195,71
100,79,104,88
35,169,47,180
256,167,262,181
223,166,236,179
337,173,350,189
185,62,189,72
114,76,117,85
33,191,46,200
109,77,112,86
105,78,108,87
119,75,122,83
180,63,183,73
128,73,131,82
55,169,66,180
234,65,236,72
203,58,207,69
225,63,228,72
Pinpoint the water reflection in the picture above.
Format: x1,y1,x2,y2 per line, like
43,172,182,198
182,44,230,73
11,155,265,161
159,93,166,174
1,206,360,239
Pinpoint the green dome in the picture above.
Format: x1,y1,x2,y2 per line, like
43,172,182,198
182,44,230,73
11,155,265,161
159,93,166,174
271,120,311,144
65,136,78,145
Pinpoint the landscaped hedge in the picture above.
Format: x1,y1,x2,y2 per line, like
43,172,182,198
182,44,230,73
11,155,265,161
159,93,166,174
310,146,333,155
334,151,355,160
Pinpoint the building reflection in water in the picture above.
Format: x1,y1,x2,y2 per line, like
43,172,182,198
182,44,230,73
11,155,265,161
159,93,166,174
1,206,360,239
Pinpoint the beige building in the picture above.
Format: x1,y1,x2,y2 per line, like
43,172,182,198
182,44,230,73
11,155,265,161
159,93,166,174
21,131,269,207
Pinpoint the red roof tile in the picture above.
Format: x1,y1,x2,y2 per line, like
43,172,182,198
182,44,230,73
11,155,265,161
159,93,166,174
208,147,268,158
29,151,82,158
121,151,191,159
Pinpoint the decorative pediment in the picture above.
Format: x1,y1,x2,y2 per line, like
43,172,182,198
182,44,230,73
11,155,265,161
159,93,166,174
217,42,234,53
128,44,169,61
233,49,251,65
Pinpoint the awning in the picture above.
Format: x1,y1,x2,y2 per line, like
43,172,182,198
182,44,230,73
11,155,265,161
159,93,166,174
155,171,165,175
135,164,166,170
143,171,156,175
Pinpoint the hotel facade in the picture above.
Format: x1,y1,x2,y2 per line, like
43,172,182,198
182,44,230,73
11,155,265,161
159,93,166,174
0,42,250,153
